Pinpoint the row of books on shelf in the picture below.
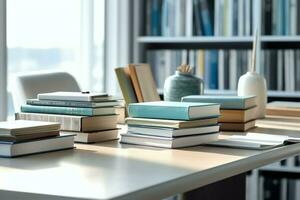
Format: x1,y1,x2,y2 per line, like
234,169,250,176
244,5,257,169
147,49,300,92
145,0,300,36
260,171,300,200
145,0,253,36
262,0,300,36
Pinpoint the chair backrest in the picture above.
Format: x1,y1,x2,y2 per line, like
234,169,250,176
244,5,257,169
12,71,81,112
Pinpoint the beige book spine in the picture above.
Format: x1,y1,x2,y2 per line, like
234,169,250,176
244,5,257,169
15,113,81,132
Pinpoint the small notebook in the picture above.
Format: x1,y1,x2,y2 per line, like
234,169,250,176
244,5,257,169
207,133,300,150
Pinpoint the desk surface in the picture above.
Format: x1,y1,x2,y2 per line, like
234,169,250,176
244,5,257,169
1,116,300,200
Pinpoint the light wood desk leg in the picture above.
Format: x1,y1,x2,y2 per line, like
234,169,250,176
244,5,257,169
182,173,246,200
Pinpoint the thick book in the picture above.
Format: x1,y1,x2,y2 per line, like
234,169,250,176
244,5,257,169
62,129,119,143
219,120,256,132
208,133,300,150
16,113,118,132
125,117,218,129
266,101,300,117
0,133,74,158
127,125,219,138
219,106,256,123
115,67,138,105
0,120,60,136
26,99,121,108
182,95,256,109
128,101,220,120
120,132,219,148
21,105,116,116
38,92,109,102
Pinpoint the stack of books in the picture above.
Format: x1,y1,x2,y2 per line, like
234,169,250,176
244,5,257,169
182,95,257,131
0,120,74,157
16,92,121,143
120,101,220,148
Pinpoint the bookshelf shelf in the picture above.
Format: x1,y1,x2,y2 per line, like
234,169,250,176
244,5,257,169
138,36,300,49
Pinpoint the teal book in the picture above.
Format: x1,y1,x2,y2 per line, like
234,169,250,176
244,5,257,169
21,105,116,116
182,95,256,110
128,101,220,120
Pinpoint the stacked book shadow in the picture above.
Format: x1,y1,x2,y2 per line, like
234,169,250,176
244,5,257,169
0,120,74,157
182,95,257,131
120,101,220,148
16,92,121,143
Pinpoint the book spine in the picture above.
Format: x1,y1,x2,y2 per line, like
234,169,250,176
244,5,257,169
16,113,82,131
128,105,189,120
199,0,213,35
26,99,93,108
21,105,93,116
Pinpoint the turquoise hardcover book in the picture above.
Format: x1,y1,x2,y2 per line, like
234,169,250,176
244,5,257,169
128,101,220,120
182,95,256,110
21,105,115,116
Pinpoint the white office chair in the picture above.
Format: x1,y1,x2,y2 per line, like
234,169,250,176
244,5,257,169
11,71,81,112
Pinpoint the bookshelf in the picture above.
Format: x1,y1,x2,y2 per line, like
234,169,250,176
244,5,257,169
132,0,300,101
132,0,300,199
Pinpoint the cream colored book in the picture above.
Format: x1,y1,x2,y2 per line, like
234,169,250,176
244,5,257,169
0,120,60,136
62,129,119,143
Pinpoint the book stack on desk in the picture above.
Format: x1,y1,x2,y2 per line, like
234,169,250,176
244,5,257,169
120,101,220,148
0,120,74,157
182,95,257,131
16,92,121,143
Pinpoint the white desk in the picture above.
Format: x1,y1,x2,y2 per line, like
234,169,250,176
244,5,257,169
1,116,300,200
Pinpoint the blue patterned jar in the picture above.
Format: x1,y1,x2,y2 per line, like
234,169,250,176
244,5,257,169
164,71,204,101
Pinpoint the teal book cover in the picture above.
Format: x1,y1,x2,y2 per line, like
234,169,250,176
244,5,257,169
128,101,219,120
21,105,94,116
182,95,256,109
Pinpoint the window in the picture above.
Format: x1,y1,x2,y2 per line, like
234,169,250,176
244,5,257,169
7,0,105,91
6,0,105,116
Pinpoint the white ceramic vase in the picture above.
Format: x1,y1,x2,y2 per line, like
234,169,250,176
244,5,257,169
237,72,267,119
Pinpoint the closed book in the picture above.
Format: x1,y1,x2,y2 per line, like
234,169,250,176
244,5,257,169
115,67,138,105
125,117,218,129
0,133,74,158
62,129,119,143
128,101,220,120
120,132,219,148
26,99,121,108
38,92,109,102
0,120,60,136
219,120,256,131
182,95,256,109
0,131,59,142
219,107,256,123
16,113,118,132
21,105,116,116
127,125,219,138
266,101,300,117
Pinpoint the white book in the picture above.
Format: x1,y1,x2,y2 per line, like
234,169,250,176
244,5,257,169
284,50,291,91
229,50,237,90
289,50,295,91
0,120,60,136
214,0,220,36
208,133,300,150
127,125,219,138
237,0,244,36
245,0,251,35
226,0,233,36
38,91,109,102
218,50,225,90
185,0,193,36
0,134,74,158
296,50,300,91
120,132,219,148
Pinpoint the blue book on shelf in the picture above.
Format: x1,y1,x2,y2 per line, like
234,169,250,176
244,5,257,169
128,101,220,120
205,50,218,89
151,0,162,36
199,0,213,36
182,95,257,110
